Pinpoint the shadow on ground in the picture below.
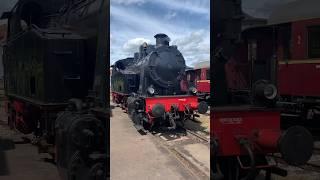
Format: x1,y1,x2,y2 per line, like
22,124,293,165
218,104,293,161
0,138,15,176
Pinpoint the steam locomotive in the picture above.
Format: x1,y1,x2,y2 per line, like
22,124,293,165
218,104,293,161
111,34,208,131
1,0,108,179
211,0,314,179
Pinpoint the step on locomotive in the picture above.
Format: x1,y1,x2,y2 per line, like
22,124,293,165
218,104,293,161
111,34,208,131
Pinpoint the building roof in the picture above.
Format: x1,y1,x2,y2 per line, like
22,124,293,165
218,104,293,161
242,13,267,30
268,0,320,25
192,60,210,69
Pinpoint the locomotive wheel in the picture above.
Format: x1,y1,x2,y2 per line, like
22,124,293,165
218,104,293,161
142,121,151,130
68,151,87,180
177,120,185,128
132,111,139,125
67,151,106,180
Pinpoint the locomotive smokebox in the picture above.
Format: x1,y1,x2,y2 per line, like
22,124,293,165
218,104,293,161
155,33,170,47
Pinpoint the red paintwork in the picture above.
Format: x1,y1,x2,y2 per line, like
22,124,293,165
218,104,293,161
13,100,24,113
200,68,207,80
211,109,281,156
279,62,320,97
291,19,320,60
111,91,129,104
276,18,320,98
196,80,210,93
196,68,210,93
145,95,198,114
182,67,210,94
11,100,31,134
225,58,249,89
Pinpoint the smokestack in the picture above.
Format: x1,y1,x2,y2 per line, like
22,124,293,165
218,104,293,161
154,33,170,47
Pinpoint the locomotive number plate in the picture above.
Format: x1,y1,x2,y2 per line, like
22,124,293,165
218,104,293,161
219,118,243,124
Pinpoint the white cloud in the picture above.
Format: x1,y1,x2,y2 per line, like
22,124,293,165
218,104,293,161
123,38,151,55
152,0,209,15
171,30,210,66
111,0,146,5
110,33,113,44
164,12,177,20
111,0,209,14
110,1,210,66
111,5,177,35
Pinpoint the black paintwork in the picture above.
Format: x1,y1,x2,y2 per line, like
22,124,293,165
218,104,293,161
111,34,186,96
1,0,109,180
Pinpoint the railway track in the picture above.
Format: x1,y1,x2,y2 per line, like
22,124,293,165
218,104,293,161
153,131,210,180
150,127,210,180
185,129,210,143
272,145,320,174
301,161,320,173
302,146,320,172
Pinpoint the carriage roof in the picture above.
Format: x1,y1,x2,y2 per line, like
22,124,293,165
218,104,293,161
268,0,320,25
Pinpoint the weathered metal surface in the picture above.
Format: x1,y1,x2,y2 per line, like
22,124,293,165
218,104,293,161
4,28,86,103
1,1,109,180
111,34,186,96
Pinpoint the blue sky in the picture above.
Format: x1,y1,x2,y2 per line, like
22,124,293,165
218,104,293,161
110,0,210,67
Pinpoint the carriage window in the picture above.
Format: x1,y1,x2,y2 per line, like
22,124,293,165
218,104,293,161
187,73,191,81
196,70,201,80
308,26,320,58
206,69,210,80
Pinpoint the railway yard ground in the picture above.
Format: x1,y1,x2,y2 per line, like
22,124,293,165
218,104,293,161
0,86,59,180
271,141,320,180
1,87,320,180
110,102,210,180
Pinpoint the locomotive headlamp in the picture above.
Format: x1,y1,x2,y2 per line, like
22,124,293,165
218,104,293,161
263,84,277,100
147,87,155,95
253,80,278,102
189,87,198,95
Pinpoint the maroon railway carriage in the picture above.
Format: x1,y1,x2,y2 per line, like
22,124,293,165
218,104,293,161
272,3,320,125
230,0,320,129
182,61,210,102
211,1,314,179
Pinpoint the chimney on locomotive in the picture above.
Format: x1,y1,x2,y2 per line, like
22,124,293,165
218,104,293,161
154,33,170,47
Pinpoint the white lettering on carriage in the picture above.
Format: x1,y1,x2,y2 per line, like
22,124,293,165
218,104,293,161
219,118,243,124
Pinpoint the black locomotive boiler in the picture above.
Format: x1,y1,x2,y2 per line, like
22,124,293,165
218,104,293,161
1,0,108,179
111,34,208,130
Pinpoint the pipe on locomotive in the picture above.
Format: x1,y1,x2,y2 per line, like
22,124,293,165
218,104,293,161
155,33,170,47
